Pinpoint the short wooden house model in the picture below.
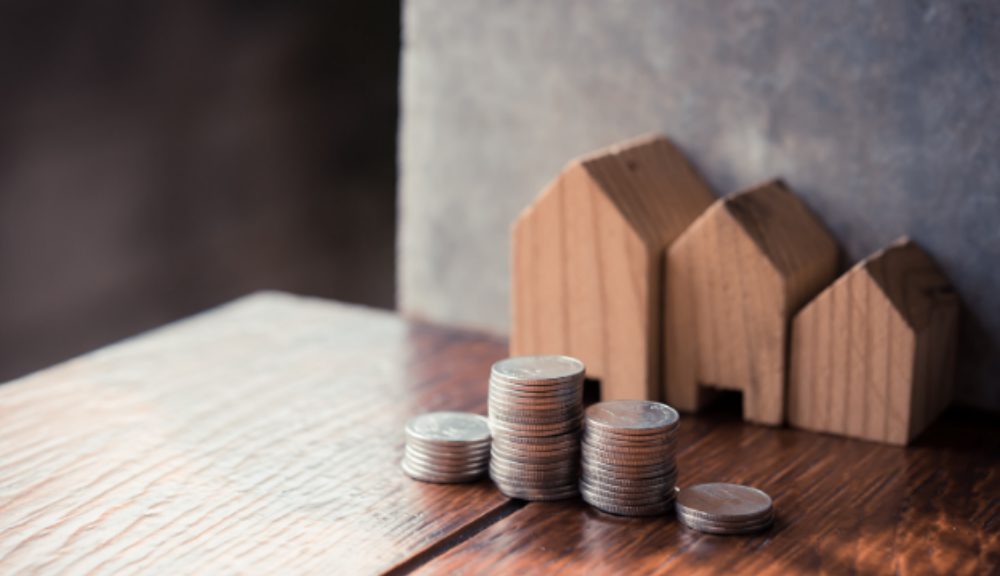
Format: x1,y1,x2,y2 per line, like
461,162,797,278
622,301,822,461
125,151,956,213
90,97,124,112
788,237,959,445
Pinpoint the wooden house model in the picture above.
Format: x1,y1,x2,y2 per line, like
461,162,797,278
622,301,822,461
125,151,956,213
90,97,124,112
511,135,715,401
788,237,959,445
663,180,838,425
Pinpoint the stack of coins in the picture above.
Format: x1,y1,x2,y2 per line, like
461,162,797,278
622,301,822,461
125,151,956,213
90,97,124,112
488,355,585,501
402,412,492,483
676,483,774,534
580,400,680,516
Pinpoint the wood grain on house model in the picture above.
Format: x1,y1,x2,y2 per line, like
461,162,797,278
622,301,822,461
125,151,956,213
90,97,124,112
511,135,714,402
664,180,838,425
789,237,959,445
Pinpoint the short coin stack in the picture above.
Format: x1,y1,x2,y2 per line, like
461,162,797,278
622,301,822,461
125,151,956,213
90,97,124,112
675,483,774,534
580,400,680,516
488,355,585,501
402,412,492,483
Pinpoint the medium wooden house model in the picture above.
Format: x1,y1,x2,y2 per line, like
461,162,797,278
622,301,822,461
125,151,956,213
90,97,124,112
663,180,839,425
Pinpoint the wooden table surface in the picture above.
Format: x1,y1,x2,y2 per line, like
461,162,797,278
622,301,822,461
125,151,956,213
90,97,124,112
0,292,996,575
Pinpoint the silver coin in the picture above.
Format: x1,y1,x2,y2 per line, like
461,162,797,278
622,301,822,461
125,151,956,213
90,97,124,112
403,455,489,474
581,445,676,463
404,449,490,469
491,445,579,458
401,459,487,483
581,470,676,489
580,443,674,466
582,455,676,471
403,459,489,475
489,376,583,391
405,438,491,453
491,430,580,445
581,446,675,462
493,480,577,493
580,473,677,494
581,455,674,470
580,475,676,494
490,469,578,484
491,441,579,455
490,375,582,389
489,405,582,422
585,401,680,435
675,483,773,522
489,414,582,428
489,385,582,398
580,469,676,484
488,396,581,413
491,455,577,469
491,447,578,464
489,378,583,393
487,400,583,418
677,514,774,534
581,484,677,502
493,479,579,493
405,412,492,444
489,418,582,436
489,383,582,398
405,436,492,453
582,434,678,449
581,492,671,508
581,471,678,488
489,375,582,390
404,448,491,463
492,476,578,488
583,431,679,448
490,458,577,473
677,510,774,529
580,484,671,506
405,445,490,463
491,443,579,459
490,476,577,491
495,485,579,501
491,355,586,384
582,494,676,517
489,461,578,477
581,461,676,480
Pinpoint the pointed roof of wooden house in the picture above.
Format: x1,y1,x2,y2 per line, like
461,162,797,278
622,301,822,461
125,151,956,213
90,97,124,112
520,134,715,251
859,238,956,331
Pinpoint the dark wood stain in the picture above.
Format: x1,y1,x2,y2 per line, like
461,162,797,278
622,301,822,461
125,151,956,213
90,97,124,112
0,293,996,575
415,402,1000,575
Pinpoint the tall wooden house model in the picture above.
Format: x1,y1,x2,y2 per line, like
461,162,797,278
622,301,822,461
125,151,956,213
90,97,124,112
511,135,715,401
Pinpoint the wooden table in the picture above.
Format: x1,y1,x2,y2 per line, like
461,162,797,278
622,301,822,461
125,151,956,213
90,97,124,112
0,293,996,575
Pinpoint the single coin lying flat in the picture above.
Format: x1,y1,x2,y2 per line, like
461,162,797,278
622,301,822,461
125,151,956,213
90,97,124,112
675,482,775,534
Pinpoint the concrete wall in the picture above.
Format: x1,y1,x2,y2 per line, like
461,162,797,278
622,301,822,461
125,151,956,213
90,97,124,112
398,0,1000,411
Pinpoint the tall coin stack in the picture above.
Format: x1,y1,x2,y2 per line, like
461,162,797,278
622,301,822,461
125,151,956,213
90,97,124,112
488,355,585,501
580,400,680,516
402,412,492,483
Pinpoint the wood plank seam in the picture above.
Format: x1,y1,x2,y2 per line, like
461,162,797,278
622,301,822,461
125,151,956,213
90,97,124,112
382,499,527,576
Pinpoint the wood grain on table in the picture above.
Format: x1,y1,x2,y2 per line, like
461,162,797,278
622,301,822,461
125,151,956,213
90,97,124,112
414,401,1000,575
0,293,510,575
0,292,996,575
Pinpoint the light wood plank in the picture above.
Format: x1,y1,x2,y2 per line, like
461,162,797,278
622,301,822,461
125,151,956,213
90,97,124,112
0,293,510,575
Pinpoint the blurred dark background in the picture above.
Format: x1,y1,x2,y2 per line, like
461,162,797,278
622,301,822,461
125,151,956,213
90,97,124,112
0,1,400,382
